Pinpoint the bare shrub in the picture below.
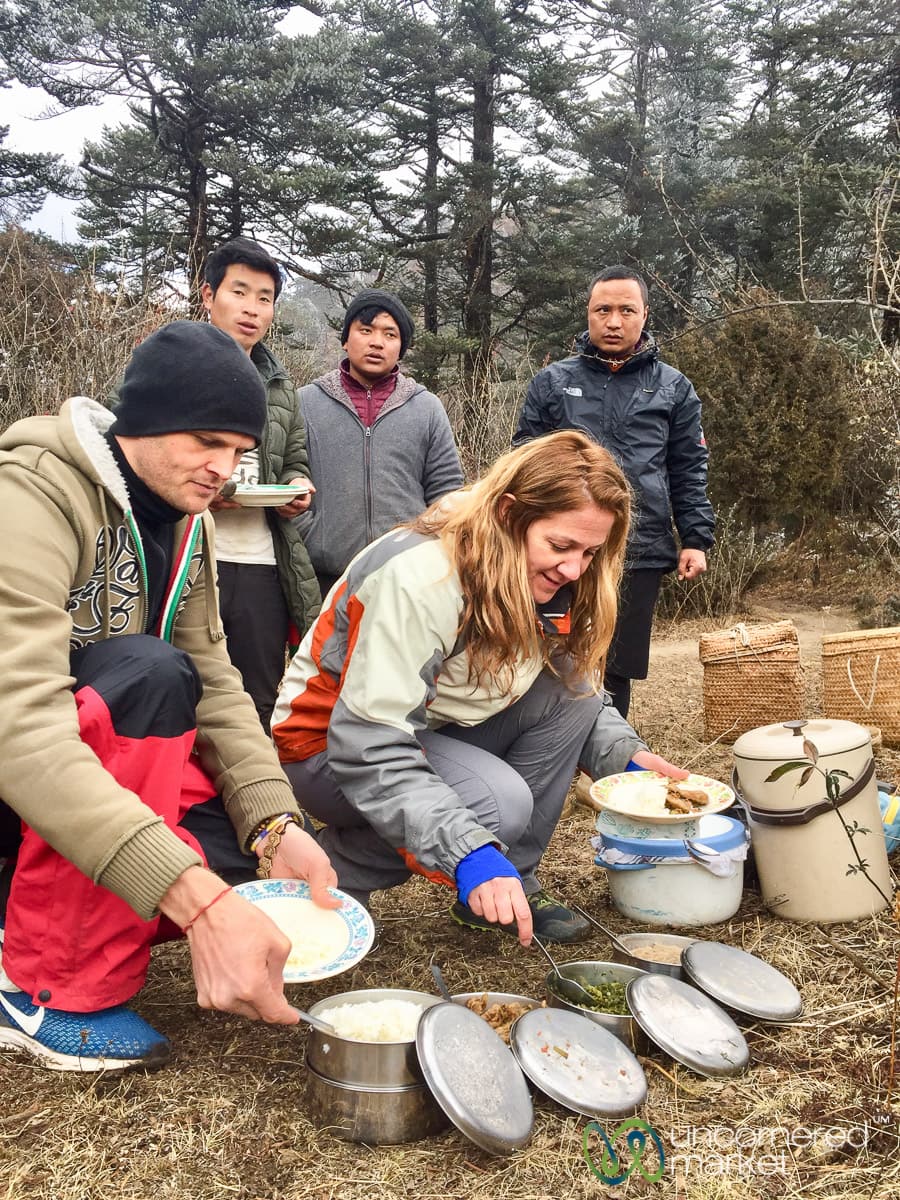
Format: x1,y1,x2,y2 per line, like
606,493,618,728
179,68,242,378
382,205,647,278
657,505,784,619
0,228,181,428
442,353,536,479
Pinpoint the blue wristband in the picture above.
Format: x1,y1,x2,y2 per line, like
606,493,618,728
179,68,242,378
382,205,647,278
455,845,521,907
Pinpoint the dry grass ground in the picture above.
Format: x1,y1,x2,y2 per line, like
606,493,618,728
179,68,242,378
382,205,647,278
1,600,898,1200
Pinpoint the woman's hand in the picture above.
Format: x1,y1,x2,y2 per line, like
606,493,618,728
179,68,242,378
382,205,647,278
265,822,342,910
630,749,689,780
467,876,534,947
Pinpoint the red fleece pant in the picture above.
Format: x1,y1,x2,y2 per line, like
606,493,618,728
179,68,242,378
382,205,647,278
2,636,221,1011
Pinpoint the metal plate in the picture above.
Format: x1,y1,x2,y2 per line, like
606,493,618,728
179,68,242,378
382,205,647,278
509,1007,647,1118
416,1002,533,1155
682,941,803,1022
627,974,750,1078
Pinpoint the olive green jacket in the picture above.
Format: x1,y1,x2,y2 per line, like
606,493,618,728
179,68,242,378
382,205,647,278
250,342,321,634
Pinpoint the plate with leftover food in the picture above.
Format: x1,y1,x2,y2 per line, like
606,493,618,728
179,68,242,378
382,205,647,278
589,771,734,823
232,879,374,982
229,483,310,507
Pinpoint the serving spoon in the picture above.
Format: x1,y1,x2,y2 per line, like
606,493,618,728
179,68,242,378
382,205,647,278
293,1007,338,1036
570,904,637,958
530,933,596,1007
430,961,454,1003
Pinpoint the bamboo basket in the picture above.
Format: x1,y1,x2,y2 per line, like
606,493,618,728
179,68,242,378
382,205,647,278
698,620,804,744
821,626,900,747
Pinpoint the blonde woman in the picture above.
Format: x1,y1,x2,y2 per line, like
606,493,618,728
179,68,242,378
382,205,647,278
272,431,685,945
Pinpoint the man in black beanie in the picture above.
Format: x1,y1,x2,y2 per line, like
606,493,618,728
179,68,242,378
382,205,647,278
295,288,463,599
0,320,338,1074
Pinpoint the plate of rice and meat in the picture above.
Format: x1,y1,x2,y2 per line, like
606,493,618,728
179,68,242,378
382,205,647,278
589,771,735,823
233,879,374,982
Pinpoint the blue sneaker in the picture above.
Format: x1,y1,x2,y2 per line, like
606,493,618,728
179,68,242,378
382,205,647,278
0,988,170,1072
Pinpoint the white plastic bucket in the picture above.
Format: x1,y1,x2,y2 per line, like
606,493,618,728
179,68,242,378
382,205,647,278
733,719,892,923
595,814,748,926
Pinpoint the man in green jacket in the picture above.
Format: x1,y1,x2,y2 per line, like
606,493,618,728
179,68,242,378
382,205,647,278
0,322,337,1073
201,238,320,728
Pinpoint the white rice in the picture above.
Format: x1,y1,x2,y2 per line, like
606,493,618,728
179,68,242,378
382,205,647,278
608,779,670,815
316,998,427,1042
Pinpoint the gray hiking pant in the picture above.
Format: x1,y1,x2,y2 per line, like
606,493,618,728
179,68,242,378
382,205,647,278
283,668,605,899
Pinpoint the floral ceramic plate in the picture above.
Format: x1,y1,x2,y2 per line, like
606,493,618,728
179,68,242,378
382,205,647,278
232,484,310,507
589,771,735,824
232,879,374,983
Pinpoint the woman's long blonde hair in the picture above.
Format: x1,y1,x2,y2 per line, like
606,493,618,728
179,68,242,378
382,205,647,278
408,430,631,689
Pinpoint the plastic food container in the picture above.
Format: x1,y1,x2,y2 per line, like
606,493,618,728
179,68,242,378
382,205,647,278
597,813,748,926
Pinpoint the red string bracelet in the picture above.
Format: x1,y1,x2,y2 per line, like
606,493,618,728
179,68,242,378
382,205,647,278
183,885,232,933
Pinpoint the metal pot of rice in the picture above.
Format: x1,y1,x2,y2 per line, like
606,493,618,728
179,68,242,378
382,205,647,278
304,987,449,1143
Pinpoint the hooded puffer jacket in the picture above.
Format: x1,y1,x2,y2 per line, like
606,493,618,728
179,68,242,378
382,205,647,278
515,332,714,570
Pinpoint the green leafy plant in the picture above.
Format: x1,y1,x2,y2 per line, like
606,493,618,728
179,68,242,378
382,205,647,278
765,737,894,908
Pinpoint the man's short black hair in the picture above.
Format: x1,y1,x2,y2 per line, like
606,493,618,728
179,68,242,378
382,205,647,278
587,266,649,306
204,237,283,300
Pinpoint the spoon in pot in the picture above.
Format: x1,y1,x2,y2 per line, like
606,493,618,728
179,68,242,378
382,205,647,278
430,961,454,1003
530,933,596,1008
570,905,637,959
293,1008,339,1036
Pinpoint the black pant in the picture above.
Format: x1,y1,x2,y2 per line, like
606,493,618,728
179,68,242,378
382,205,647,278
604,567,665,718
217,561,290,730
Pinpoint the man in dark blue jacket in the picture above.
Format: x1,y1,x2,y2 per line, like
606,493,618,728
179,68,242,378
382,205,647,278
514,266,714,717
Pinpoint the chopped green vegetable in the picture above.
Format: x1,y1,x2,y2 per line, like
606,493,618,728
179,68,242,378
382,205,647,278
551,978,629,1015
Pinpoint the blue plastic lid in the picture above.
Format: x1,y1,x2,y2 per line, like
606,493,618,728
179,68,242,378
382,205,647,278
599,813,747,859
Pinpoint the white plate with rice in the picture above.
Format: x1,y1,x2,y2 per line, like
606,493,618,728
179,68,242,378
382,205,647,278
590,771,734,823
233,879,374,982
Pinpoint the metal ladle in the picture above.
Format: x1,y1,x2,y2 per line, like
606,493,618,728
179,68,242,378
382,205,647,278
530,933,596,1007
294,1008,338,1036
570,904,638,959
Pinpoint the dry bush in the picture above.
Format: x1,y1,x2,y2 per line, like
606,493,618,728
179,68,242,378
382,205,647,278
441,354,534,479
658,507,785,620
0,228,177,428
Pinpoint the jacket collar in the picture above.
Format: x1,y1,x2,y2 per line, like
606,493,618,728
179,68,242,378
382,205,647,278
574,329,659,373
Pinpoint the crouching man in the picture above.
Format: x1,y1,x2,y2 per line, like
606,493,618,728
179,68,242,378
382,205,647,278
0,321,337,1072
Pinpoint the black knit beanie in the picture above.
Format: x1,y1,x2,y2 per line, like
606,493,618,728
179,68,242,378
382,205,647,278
110,321,267,444
340,289,415,359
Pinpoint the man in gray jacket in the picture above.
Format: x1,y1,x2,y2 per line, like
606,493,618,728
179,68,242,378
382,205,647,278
297,289,464,599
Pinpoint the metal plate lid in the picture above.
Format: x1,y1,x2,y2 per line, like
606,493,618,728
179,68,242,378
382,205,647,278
626,974,750,1078
509,1007,647,1119
416,1001,533,1155
682,941,803,1021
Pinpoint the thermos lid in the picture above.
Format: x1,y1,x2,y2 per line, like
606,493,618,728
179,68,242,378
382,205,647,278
733,718,871,761
682,942,803,1021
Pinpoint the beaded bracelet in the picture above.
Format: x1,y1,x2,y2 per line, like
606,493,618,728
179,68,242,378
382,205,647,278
256,825,288,880
183,885,232,933
249,812,299,855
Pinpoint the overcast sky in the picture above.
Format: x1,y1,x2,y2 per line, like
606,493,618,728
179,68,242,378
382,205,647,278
3,5,320,239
